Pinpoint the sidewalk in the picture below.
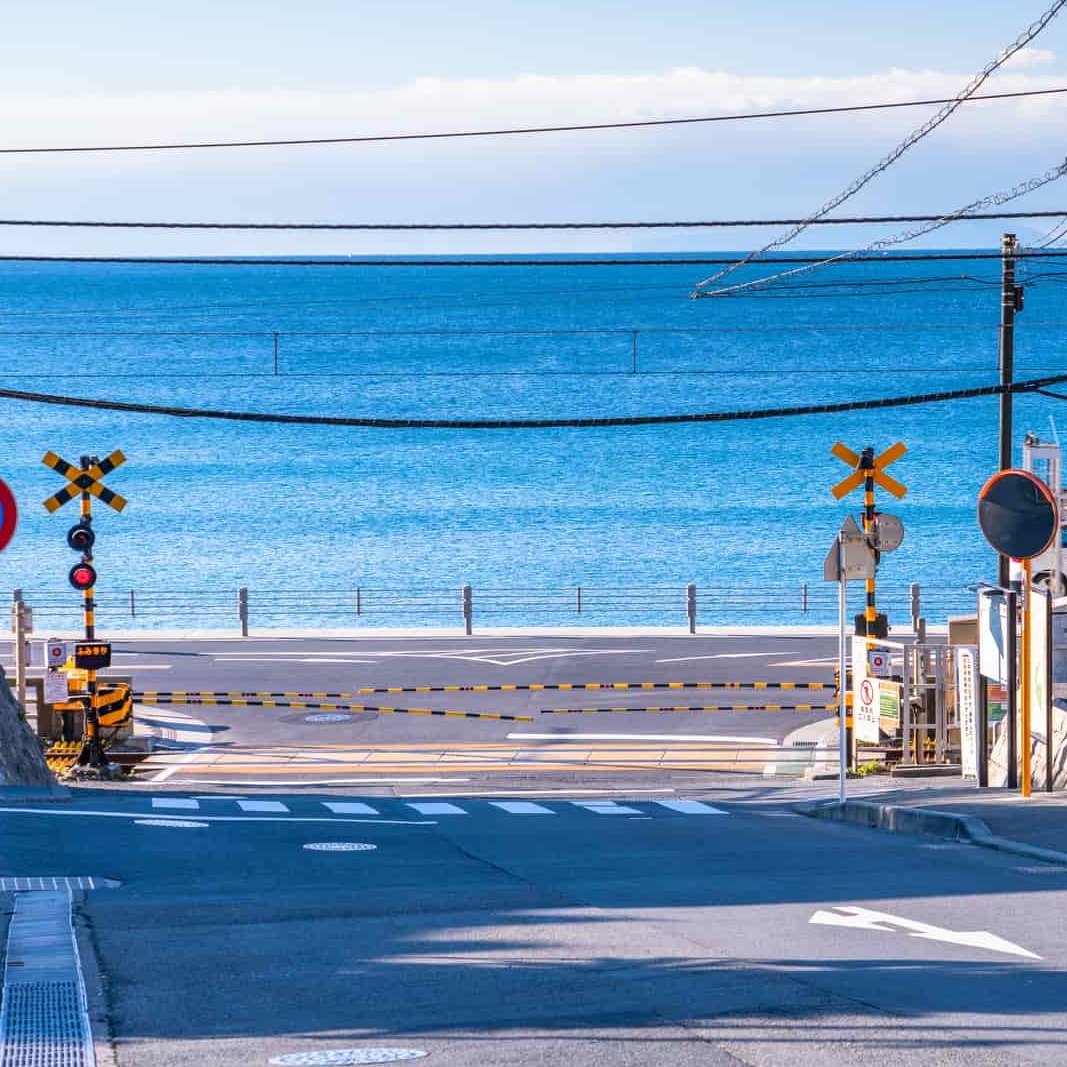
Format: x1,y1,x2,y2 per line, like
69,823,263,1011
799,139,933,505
797,783,1067,865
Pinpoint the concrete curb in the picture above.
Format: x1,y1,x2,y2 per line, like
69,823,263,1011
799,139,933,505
0,783,72,803
795,799,1067,867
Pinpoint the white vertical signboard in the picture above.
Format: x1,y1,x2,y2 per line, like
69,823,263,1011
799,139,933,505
852,635,880,743
955,646,980,780
1029,586,1052,788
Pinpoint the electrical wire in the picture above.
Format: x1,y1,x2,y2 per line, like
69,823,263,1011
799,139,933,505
0,373,1062,429
693,156,1067,298
692,0,1067,294
4,209,1067,231
1,251,1067,268
3,86,1066,156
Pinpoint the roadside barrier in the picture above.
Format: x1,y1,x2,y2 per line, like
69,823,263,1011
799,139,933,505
134,680,834,699
12,580,954,633
541,703,839,714
132,694,532,722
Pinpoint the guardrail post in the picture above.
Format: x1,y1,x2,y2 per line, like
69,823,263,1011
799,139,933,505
802,582,808,614
687,583,697,634
576,586,582,614
462,584,473,636
129,589,136,618
238,586,249,637
356,586,362,616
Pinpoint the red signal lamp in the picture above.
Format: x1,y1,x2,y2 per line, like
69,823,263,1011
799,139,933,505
67,521,95,553
68,562,97,591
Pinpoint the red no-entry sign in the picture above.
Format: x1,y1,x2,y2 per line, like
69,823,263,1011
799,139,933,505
0,478,18,554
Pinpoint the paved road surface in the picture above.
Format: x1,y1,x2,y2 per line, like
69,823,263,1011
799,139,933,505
1,783,1064,1066
30,633,845,788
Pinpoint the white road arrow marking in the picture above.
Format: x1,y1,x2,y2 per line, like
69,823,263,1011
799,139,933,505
809,906,1041,959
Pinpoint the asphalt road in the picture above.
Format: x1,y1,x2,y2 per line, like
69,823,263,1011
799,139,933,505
2,782,1065,1067
83,633,844,789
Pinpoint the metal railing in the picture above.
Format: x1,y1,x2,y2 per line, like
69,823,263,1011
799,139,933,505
8,581,979,635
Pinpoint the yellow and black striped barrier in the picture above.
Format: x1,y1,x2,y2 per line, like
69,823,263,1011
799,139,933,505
134,679,834,700
133,694,532,723
542,703,839,714
44,740,82,775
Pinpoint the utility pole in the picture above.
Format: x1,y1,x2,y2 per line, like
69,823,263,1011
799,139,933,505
998,233,1024,587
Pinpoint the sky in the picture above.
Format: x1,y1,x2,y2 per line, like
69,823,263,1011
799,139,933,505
2,0,1067,254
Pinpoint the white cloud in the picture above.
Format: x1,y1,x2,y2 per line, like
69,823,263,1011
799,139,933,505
1,63,1065,147
0,63,1065,253
1000,46,1057,69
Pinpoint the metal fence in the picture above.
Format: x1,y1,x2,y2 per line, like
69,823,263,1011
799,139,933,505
10,581,980,635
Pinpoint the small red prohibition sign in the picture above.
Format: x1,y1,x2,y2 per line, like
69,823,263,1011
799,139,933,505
859,678,875,706
0,478,18,554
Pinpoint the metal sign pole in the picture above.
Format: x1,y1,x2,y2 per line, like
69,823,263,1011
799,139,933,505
837,533,848,804
1021,557,1033,797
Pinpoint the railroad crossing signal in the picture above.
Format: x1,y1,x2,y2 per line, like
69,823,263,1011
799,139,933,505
830,441,908,641
42,450,127,514
830,441,908,501
41,449,126,777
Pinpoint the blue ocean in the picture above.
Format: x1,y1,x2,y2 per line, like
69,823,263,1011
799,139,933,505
1,251,1064,632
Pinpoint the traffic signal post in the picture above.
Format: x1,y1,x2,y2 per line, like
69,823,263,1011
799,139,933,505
42,449,126,775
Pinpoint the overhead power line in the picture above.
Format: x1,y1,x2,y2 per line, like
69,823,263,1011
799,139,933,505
4,209,1067,231
2,86,1066,156
694,156,1067,297
1,251,1066,268
693,0,1067,293
0,374,1062,430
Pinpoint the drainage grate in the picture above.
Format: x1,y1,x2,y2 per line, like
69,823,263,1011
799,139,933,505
0,981,92,1067
0,892,96,1067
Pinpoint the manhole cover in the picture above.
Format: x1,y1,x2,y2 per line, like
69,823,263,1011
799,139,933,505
134,819,209,829
269,1049,427,1065
303,843,377,852
304,713,355,724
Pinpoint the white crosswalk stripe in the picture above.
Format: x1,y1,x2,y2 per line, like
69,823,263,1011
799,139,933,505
489,801,555,815
237,800,289,813
572,801,643,815
654,800,728,815
145,796,731,819
322,802,381,815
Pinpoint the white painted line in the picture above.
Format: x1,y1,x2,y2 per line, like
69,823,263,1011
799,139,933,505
323,802,381,815
406,802,467,815
135,818,209,828
151,798,200,810
303,843,377,852
0,807,435,826
573,801,642,815
489,801,555,815
655,652,781,663
654,800,728,815
406,787,676,797
508,733,778,744
769,658,838,667
174,778,472,786
108,663,174,670
237,800,290,813
212,655,373,664
150,730,213,782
